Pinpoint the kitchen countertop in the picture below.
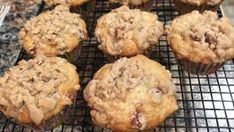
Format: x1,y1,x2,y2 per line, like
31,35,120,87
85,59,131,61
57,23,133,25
0,0,41,74
221,0,234,25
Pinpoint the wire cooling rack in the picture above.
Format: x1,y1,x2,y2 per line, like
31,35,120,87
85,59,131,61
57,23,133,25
1,0,234,131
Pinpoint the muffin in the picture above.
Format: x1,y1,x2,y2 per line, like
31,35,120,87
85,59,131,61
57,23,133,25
44,0,89,7
109,0,152,11
95,6,164,61
0,56,80,130
166,11,234,75
18,5,87,64
174,0,224,14
44,0,94,20
84,55,178,131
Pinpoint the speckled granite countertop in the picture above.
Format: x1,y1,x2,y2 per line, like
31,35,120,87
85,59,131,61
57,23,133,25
221,0,234,25
0,0,41,74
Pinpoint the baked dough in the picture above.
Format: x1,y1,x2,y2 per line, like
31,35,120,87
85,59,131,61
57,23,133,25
18,5,87,57
84,55,177,131
177,0,223,6
44,0,89,7
0,56,79,125
95,6,164,57
166,11,234,64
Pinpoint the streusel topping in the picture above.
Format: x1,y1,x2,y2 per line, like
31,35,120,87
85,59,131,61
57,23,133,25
178,0,223,5
0,56,79,125
84,55,176,130
44,0,72,6
19,5,87,56
95,6,164,56
167,11,234,63
44,0,89,6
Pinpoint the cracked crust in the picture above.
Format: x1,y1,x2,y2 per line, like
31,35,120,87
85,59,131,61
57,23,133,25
44,0,89,7
95,6,164,57
166,11,234,64
0,56,80,125
84,55,178,131
18,5,87,57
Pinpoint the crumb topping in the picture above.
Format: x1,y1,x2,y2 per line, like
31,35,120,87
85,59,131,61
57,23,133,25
178,0,223,5
44,0,71,6
19,5,87,56
44,0,89,6
87,57,176,103
84,56,176,130
167,11,234,63
0,56,79,125
95,6,164,55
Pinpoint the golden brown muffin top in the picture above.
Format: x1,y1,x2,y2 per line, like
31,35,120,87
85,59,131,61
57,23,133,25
95,6,164,56
0,56,79,125
177,0,223,6
18,5,87,57
166,11,234,64
44,0,89,7
84,55,177,131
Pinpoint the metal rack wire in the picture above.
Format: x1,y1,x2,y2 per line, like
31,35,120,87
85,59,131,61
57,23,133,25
1,0,234,131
